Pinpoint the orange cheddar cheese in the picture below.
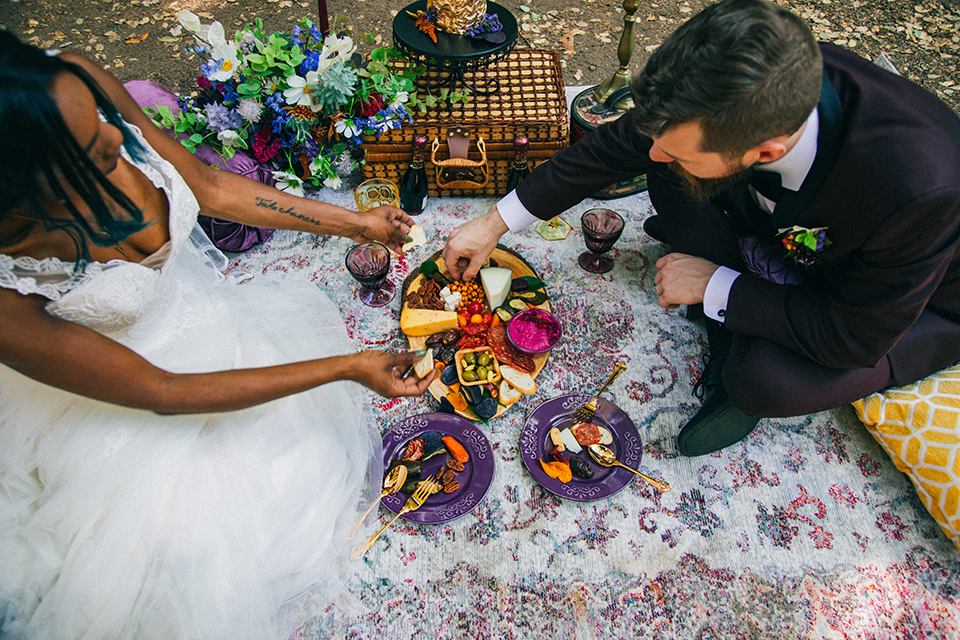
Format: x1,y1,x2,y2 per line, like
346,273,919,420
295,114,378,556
400,307,459,337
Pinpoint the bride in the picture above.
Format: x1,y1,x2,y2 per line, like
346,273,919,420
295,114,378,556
0,32,433,639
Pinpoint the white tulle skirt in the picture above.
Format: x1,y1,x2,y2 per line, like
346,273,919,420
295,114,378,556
0,230,380,640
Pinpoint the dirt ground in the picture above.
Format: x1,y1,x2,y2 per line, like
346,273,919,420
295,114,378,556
1,0,958,116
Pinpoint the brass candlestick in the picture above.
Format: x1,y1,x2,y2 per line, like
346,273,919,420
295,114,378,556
592,0,638,111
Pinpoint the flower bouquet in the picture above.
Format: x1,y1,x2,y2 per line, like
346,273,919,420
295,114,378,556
145,11,427,194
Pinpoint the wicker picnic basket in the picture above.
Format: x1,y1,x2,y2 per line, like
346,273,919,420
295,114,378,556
360,49,569,197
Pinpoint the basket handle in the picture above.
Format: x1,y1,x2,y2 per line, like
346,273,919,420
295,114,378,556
431,127,489,190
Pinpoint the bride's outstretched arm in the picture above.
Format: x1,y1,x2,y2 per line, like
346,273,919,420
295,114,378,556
0,289,433,413
60,52,418,254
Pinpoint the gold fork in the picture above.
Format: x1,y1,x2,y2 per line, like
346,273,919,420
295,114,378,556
350,476,442,560
570,361,627,427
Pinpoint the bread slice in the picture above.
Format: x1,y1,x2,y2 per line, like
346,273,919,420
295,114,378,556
412,348,434,379
499,379,522,405
402,224,426,252
500,365,537,394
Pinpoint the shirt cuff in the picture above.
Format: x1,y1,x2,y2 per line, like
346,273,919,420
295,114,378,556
496,190,541,232
703,266,740,322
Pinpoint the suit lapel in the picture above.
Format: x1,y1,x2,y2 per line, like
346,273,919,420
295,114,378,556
771,75,846,230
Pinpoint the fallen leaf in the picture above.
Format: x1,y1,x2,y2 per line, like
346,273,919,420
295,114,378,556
125,33,148,44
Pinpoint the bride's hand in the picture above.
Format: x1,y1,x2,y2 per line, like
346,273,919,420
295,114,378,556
349,350,435,398
351,206,416,254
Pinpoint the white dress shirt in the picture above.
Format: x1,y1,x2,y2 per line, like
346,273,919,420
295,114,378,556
703,108,819,321
495,108,820,321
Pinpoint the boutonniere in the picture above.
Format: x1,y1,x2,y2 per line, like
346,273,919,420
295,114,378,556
777,226,831,266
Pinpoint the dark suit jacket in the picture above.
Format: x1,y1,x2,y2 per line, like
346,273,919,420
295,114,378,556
516,44,960,384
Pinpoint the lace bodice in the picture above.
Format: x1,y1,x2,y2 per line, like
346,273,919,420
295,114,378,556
0,121,201,332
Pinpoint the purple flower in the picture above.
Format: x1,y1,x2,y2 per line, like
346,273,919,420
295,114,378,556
203,103,243,133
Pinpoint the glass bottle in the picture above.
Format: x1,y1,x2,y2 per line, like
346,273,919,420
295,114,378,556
399,134,429,215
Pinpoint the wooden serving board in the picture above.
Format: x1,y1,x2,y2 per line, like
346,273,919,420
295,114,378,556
401,245,551,420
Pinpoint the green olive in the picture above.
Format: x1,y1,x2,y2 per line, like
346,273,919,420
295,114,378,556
477,352,491,366
475,366,488,380
462,370,478,382
463,352,477,365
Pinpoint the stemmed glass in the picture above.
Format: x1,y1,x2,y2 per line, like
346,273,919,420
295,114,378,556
579,208,625,273
345,242,396,307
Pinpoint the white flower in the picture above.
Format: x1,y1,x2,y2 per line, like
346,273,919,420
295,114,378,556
335,118,360,139
323,175,343,189
388,91,409,110
236,99,262,123
282,71,321,110
314,35,355,74
272,171,305,197
263,76,285,93
208,42,242,82
205,21,228,47
178,10,202,35
217,129,240,147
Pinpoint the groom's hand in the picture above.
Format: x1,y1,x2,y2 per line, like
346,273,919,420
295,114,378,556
442,206,509,281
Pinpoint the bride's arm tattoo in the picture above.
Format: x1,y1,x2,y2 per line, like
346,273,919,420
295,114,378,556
255,196,322,226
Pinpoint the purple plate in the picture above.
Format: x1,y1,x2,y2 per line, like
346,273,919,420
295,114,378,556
382,413,494,524
519,394,642,501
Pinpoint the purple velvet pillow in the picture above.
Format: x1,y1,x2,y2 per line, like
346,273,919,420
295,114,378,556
123,80,276,252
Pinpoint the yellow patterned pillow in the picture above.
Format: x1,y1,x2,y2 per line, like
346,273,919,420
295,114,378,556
852,365,960,549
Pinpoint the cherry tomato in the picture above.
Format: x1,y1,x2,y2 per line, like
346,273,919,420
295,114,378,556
481,311,493,325
458,315,468,327
467,301,483,316
470,313,484,324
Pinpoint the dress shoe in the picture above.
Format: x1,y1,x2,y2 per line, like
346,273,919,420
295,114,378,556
643,215,668,243
677,356,760,456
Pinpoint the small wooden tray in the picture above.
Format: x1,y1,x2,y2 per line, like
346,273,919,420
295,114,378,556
455,347,502,387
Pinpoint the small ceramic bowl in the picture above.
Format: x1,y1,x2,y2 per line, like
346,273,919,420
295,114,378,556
507,308,562,355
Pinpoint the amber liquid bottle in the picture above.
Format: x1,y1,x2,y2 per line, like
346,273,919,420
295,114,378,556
399,134,429,215
504,134,530,195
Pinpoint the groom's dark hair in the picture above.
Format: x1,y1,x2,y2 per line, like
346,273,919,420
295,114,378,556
630,0,822,156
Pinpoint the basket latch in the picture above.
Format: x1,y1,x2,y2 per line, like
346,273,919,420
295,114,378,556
431,127,489,190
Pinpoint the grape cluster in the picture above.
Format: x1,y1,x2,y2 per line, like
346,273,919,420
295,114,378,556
464,13,503,36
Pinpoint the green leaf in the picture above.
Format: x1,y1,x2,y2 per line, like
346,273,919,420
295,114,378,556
189,133,204,144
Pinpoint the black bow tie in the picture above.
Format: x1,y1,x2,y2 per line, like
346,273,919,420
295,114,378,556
748,169,787,202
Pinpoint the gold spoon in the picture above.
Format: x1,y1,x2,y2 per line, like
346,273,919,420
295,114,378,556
347,463,408,540
587,444,671,493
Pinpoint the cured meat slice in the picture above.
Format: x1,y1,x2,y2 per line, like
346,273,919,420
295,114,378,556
571,422,601,446
487,324,535,373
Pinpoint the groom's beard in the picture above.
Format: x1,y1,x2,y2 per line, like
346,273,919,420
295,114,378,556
667,160,751,200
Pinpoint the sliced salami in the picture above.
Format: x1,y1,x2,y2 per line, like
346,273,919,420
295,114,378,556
487,324,536,373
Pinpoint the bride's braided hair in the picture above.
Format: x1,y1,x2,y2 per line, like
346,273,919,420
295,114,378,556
0,30,148,262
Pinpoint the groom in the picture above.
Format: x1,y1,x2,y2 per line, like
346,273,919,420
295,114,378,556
441,0,960,456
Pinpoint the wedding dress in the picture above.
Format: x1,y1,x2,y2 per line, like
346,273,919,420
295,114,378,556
0,122,380,639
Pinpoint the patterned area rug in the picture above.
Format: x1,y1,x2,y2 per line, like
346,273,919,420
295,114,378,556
228,185,960,639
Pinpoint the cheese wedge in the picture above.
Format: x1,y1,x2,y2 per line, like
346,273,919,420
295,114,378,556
480,267,512,310
400,307,458,336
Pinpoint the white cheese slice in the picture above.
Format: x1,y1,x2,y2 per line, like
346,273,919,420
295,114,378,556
559,428,582,454
480,267,513,310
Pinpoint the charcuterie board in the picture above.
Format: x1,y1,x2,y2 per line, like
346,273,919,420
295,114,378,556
400,246,551,421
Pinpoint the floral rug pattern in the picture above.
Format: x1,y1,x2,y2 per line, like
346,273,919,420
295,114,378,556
229,187,960,639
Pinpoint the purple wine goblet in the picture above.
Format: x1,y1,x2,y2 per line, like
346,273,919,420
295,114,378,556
579,208,625,273
345,242,396,307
